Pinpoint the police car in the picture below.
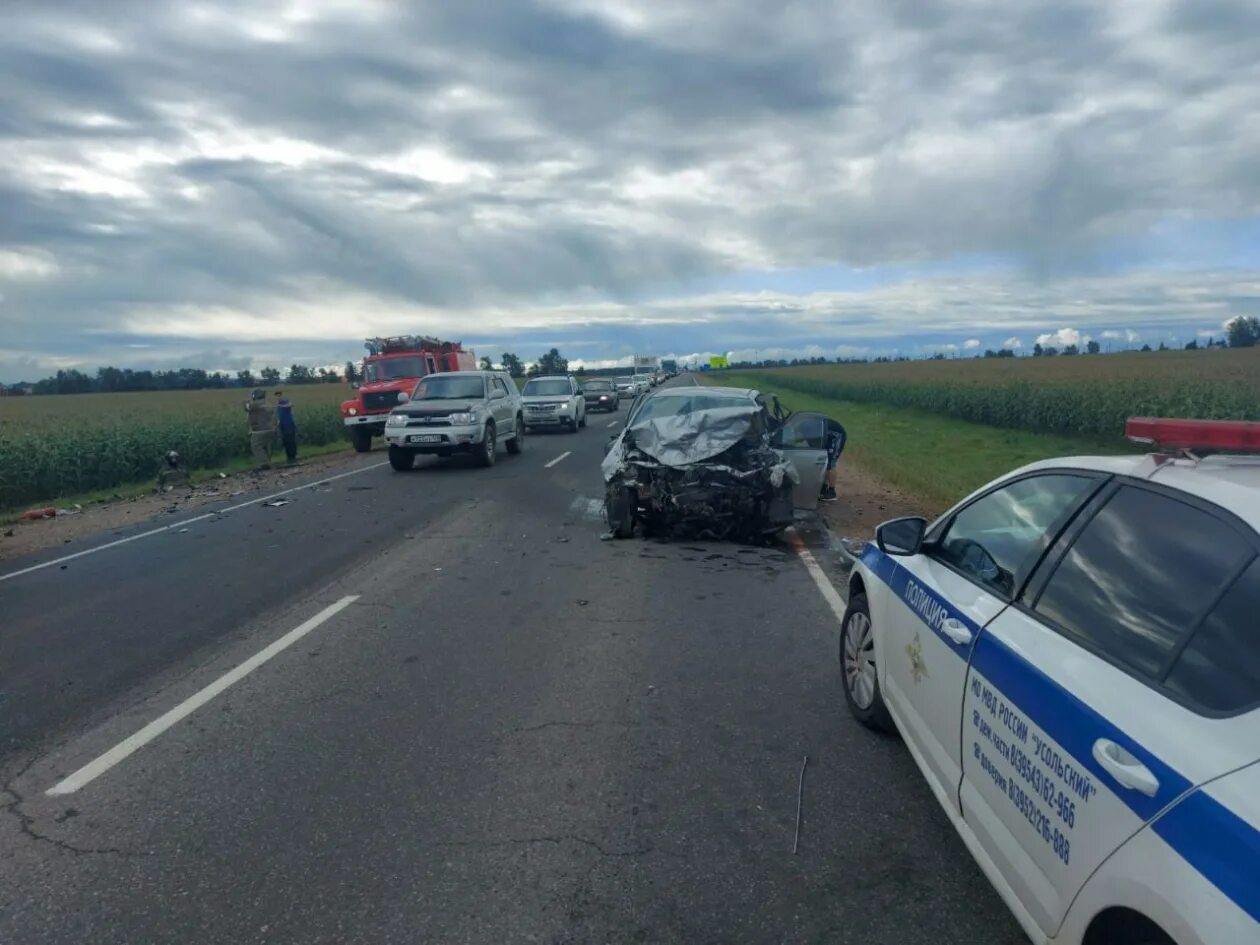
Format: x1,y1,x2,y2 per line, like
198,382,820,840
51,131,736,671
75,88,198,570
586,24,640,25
840,418,1260,945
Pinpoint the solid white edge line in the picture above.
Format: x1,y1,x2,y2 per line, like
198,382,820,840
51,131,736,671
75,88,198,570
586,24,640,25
544,451,572,468
46,595,360,796
787,528,848,622
1,461,389,584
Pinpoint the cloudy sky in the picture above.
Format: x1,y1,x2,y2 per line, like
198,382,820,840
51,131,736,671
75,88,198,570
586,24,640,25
3,0,1260,379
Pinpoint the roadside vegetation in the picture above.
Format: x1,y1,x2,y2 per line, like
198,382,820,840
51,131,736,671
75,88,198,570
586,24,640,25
705,371,1143,511
739,347,1260,440
0,386,350,510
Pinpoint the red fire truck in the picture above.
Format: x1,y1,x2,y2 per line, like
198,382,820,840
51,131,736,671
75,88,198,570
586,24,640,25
341,336,476,451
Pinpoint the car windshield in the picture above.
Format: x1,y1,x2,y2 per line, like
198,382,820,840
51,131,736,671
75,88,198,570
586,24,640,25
410,375,485,400
522,379,571,396
615,377,633,385
364,357,426,382
585,381,612,391
632,394,753,424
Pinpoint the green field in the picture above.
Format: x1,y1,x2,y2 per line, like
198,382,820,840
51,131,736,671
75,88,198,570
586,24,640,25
707,372,1143,511
0,386,351,510
741,347,1260,439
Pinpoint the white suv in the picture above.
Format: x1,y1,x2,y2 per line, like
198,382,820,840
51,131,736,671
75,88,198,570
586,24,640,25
841,418,1260,945
520,374,586,432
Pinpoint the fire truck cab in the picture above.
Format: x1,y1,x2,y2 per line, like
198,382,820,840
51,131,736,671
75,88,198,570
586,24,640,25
342,336,476,452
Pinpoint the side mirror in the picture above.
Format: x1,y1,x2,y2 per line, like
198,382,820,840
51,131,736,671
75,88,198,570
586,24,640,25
876,517,927,556
396,391,410,403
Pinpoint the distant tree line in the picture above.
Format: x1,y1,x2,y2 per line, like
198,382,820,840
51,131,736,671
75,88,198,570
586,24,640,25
25,364,347,395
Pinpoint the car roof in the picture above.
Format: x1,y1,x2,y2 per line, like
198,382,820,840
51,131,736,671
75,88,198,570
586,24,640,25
646,385,759,399
1010,453,1260,533
526,374,571,380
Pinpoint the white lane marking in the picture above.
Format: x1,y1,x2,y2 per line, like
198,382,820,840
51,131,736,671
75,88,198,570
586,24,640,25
0,461,389,584
606,420,620,428
787,528,848,620
47,595,359,795
544,451,572,469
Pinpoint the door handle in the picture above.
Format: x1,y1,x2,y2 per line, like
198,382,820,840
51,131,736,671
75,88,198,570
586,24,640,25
1092,739,1160,797
940,617,973,646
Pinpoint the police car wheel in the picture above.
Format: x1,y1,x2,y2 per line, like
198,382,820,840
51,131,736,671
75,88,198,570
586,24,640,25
840,594,894,733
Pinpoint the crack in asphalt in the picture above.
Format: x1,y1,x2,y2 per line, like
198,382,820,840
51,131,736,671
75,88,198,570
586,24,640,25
1,756,145,858
509,720,640,735
430,834,653,858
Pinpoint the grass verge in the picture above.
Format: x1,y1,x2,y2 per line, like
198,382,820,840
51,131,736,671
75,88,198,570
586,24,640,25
2,439,353,522
704,371,1142,512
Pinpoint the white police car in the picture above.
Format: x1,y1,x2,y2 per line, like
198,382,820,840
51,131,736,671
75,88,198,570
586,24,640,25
840,418,1260,945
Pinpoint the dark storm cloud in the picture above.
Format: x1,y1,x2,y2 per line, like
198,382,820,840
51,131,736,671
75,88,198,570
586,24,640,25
1,0,1259,377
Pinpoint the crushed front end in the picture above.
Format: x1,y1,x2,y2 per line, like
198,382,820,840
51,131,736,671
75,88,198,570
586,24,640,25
603,405,796,543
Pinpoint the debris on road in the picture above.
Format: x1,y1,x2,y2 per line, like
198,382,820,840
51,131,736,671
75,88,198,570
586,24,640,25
261,499,291,508
793,754,809,855
602,398,796,543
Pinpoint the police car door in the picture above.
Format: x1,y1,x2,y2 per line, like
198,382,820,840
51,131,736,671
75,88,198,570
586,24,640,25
881,473,1101,816
960,480,1260,938
771,413,828,510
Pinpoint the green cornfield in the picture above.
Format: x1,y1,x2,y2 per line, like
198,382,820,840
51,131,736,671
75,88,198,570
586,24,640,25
740,348,1260,441
0,386,350,509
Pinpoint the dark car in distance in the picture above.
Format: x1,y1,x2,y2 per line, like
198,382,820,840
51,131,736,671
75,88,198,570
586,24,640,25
582,379,620,412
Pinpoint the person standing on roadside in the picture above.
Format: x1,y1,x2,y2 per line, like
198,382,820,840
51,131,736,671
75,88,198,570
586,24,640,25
274,390,298,463
245,387,275,470
820,417,847,502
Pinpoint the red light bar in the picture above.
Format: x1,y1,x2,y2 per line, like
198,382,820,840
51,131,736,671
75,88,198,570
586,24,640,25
1126,417,1260,453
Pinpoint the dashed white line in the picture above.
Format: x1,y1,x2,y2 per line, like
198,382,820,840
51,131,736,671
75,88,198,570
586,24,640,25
46,595,360,796
787,528,848,621
544,451,572,468
606,420,620,428
0,461,389,584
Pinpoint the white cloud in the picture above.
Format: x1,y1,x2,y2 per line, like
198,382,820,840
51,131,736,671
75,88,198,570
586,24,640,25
1003,337,1024,349
962,338,981,349
1035,327,1088,348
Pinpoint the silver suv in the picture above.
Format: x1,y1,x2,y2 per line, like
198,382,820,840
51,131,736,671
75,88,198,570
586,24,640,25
520,374,586,432
384,371,524,470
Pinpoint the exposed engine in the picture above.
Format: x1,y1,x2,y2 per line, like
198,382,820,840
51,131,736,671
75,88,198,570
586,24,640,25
605,430,796,543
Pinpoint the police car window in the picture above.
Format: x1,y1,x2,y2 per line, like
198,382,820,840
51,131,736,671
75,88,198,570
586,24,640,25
936,474,1094,598
1034,487,1251,680
1165,557,1260,713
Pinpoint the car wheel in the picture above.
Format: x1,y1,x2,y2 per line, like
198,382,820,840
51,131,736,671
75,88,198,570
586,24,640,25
568,416,579,433
840,594,894,732
387,445,414,471
351,427,372,452
579,410,587,428
477,423,497,467
506,415,524,454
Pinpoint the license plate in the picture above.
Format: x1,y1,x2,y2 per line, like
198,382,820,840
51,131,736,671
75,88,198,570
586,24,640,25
409,434,442,444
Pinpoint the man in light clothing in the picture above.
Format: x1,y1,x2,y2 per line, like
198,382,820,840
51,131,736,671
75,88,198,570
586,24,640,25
245,388,275,470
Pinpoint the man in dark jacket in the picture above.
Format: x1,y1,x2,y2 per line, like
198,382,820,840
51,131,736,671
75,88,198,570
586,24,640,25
274,391,298,463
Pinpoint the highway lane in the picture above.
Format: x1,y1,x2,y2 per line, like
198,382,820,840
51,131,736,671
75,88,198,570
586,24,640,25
0,383,1025,944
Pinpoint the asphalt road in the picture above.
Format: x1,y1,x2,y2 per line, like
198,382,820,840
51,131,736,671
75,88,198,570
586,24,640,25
0,380,1025,944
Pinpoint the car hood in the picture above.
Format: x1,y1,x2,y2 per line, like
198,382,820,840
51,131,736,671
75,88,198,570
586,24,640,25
392,400,479,415
602,404,769,479
521,395,571,405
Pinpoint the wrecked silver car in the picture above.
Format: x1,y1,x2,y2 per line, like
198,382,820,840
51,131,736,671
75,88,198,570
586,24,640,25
601,386,836,542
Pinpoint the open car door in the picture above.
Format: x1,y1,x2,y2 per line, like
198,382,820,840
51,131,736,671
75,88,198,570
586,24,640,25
772,412,830,510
